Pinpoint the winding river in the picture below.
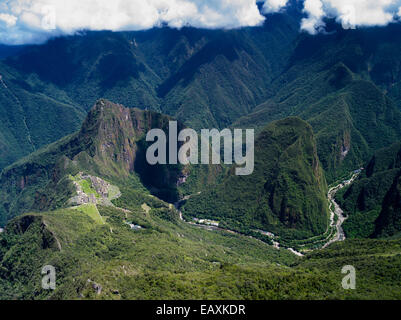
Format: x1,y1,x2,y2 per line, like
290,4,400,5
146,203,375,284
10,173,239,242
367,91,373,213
174,170,362,256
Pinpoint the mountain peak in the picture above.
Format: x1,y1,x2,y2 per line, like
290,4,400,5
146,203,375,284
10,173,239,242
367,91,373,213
183,117,328,238
81,99,131,132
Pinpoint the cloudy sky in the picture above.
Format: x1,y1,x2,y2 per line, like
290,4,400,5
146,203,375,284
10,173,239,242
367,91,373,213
0,0,401,45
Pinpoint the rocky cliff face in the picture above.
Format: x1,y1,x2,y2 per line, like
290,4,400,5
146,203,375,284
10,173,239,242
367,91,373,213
79,100,138,174
337,141,401,239
183,117,329,239
374,173,401,238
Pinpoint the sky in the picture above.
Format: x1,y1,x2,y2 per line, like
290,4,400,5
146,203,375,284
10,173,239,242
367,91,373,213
0,0,401,45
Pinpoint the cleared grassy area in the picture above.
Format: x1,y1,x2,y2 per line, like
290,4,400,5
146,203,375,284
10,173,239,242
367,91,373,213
71,204,105,225
78,180,99,199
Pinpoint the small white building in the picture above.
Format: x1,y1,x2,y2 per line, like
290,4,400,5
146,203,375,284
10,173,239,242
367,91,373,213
129,224,142,231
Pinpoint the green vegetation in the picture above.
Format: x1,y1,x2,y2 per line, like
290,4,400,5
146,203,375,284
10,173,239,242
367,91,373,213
2,16,401,184
235,62,401,183
0,196,301,299
1,199,400,299
71,204,105,225
294,239,401,299
183,117,329,240
0,100,218,225
2,11,401,300
0,61,85,170
374,174,401,238
0,99,399,300
0,17,301,171
336,141,401,238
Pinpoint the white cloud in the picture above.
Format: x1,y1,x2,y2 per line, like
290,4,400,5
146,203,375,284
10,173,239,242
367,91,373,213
0,0,270,45
301,0,325,34
0,13,17,27
1,0,401,44
301,0,401,34
262,0,288,13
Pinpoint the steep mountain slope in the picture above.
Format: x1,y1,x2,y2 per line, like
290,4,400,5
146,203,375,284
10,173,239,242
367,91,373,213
4,12,401,181
4,32,161,113
183,117,328,240
0,12,301,171
337,141,401,238
0,98,399,300
1,196,400,299
2,5,401,180
0,193,299,299
157,14,301,129
374,173,401,238
234,30,401,182
0,99,219,225
0,63,85,169
8,16,299,129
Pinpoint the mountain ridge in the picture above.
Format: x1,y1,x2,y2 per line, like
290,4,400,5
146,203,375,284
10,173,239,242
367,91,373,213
183,117,329,240
0,99,220,225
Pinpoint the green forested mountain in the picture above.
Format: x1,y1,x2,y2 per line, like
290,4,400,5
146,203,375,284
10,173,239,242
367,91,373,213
0,99,219,225
0,63,86,169
0,6,304,173
0,104,399,299
234,26,401,182
337,141,401,239
1,202,401,300
375,173,401,238
0,99,399,300
1,2,401,301
183,117,328,239
3,16,401,179
1,166,400,299
0,13,301,171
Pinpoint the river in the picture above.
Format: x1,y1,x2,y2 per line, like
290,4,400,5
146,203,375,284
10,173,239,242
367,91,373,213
322,170,361,248
173,169,362,256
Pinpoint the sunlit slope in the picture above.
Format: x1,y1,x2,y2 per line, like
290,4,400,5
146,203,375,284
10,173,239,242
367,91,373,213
183,117,329,240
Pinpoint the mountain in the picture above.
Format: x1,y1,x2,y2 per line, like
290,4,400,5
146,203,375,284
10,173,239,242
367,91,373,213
0,45,25,59
0,62,85,169
337,141,401,238
0,107,399,299
1,197,400,299
0,197,397,300
234,26,401,182
182,117,328,240
374,173,401,238
0,99,219,225
0,13,301,172
0,101,400,300
0,182,299,299
3,11,401,184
